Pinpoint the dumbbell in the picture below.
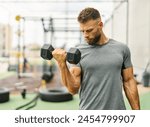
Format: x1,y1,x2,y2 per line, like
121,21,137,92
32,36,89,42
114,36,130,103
41,44,81,64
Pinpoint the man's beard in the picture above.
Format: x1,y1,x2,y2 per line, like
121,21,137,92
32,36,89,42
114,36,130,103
86,34,101,45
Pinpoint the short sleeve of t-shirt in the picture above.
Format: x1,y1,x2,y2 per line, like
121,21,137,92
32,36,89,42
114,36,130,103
122,45,133,69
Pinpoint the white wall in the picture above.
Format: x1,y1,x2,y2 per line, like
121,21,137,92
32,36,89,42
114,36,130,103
128,0,150,69
104,2,127,44
104,0,150,69
103,17,113,38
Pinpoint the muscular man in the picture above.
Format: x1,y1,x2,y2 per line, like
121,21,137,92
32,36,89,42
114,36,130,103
52,7,140,110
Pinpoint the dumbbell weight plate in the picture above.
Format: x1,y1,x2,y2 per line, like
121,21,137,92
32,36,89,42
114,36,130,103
41,44,54,60
67,48,81,64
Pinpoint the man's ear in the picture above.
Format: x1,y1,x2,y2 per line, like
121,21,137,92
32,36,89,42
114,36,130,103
98,21,103,28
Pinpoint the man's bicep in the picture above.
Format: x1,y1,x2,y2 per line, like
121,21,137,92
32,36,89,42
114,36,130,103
69,66,81,80
122,67,134,82
69,66,81,93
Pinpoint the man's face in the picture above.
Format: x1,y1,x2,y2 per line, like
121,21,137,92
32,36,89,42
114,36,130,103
80,19,102,45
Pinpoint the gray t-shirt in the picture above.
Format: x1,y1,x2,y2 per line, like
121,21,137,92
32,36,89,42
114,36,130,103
76,39,132,110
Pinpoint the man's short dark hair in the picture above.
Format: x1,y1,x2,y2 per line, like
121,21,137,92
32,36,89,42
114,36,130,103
78,7,101,23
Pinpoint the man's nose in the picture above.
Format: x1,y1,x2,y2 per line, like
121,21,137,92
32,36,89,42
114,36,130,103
83,32,89,38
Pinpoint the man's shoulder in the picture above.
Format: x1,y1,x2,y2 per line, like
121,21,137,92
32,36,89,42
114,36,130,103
109,39,128,49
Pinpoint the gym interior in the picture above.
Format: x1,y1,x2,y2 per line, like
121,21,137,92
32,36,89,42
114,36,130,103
0,0,150,110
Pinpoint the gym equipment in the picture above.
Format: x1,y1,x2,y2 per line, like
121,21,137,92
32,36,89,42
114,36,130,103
41,17,55,83
15,87,73,109
41,44,54,60
15,15,35,79
42,59,54,83
21,89,27,99
0,82,28,103
39,87,73,102
142,60,150,87
16,94,39,110
42,73,54,83
41,44,81,64
0,88,10,103
15,15,21,22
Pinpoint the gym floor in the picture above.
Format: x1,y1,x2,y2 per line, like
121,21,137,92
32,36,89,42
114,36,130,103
0,72,150,110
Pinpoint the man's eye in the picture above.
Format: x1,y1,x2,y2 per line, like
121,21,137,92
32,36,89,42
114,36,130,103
86,29,93,33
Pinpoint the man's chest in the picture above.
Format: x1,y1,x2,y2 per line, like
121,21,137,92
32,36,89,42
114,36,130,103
81,48,124,71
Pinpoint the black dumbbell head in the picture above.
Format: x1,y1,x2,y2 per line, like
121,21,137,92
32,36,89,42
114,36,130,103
67,48,81,64
41,44,54,60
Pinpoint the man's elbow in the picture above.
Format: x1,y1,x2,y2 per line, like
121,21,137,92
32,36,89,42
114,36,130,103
68,87,79,95
123,76,135,84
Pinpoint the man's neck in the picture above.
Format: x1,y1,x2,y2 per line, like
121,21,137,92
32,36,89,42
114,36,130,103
98,32,109,45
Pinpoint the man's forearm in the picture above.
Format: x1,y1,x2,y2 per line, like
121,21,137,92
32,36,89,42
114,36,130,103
123,78,140,110
58,62,79,94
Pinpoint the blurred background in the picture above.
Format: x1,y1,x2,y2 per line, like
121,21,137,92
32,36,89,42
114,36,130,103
0,0,150,110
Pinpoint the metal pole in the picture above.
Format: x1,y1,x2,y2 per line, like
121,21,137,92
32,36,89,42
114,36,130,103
17,21,21,79
22,18,25,73
50,18,54,45
65,0,69,45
